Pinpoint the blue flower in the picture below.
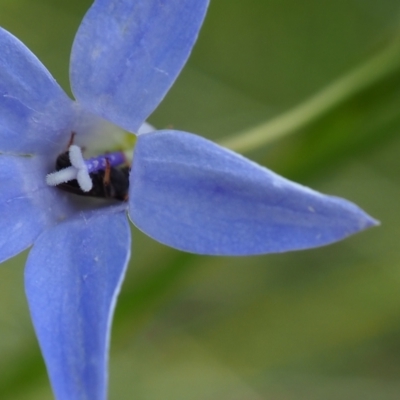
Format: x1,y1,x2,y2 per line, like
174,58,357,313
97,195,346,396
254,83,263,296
0,0,377,399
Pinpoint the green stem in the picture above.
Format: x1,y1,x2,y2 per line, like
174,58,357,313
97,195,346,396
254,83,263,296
219,38,400,153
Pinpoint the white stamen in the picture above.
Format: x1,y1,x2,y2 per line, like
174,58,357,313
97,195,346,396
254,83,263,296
69,144,93,191
46,167,77,186
77,169,93,192
46,144,94,192
69,145,86,169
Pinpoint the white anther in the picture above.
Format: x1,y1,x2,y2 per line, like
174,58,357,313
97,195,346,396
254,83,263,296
77,169,93,192
69,144,93,192
46,167,77,186
69,145,86,169
46,144,93,192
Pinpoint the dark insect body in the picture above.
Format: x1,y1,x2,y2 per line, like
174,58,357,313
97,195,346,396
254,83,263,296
55,151,130,202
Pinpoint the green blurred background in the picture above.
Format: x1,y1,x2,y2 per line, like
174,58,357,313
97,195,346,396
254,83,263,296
0,0,399,399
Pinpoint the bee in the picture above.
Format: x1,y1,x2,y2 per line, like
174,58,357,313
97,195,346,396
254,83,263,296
47,134,130,202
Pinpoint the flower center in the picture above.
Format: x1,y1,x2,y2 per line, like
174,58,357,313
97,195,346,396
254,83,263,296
46,145,130,202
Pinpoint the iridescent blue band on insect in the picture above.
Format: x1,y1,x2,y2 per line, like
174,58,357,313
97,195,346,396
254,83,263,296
85,152,126,173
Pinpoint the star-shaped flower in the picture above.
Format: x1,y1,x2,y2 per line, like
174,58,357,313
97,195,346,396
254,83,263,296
0,1,377,399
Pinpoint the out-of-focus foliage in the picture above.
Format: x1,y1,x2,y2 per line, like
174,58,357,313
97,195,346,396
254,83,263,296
0,0,400,399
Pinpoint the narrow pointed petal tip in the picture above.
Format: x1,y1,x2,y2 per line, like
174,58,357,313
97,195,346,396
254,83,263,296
128,130,379,256
310,194,379,240
361,213,380,229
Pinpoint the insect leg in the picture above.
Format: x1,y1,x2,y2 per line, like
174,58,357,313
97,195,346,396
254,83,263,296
103,158,111,186
102,158,113,198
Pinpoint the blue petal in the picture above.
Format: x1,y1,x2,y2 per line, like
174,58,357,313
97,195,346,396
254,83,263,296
128,130,377,255
0,28,75,154
25,210,130,400
70,0,209,132
0,155,74,263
